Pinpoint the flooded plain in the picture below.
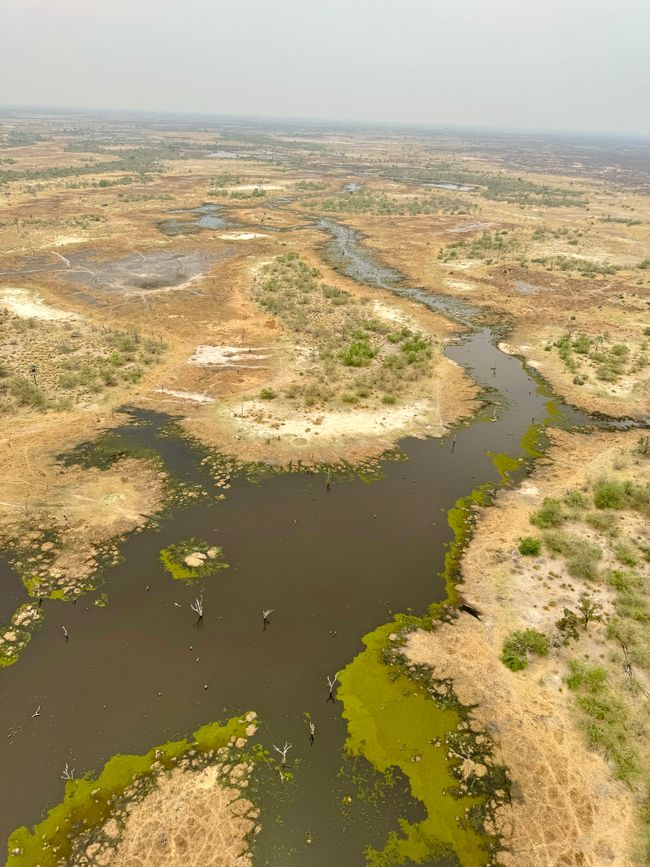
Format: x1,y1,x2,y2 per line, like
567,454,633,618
1,223,591,865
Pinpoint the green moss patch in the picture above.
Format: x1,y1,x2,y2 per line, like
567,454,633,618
339,624,501,865
159,537,229,581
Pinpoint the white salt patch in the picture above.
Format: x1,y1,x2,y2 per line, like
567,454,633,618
0,287,79,321
217,232,268,241
155,388,214,404
189,345,271,367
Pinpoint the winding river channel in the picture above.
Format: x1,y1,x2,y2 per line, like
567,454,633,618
1,222,598,865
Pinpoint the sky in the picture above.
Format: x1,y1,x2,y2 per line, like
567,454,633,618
1,0,649,136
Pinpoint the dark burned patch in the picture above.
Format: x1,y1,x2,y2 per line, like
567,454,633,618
0,246,233,295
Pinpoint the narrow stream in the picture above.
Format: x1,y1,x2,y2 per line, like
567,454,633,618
1,223,592,865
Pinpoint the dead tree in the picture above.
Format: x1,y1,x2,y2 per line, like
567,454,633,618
273,741,292,767
262,608,275,630
326,673,339,702
61,763,75,780
309,721,316,746
191,594,204,621
62,626,69,641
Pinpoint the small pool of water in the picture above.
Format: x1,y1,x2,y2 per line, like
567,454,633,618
426,182,474,192
159,203,232,235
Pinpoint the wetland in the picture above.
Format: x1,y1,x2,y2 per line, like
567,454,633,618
1,111,648,866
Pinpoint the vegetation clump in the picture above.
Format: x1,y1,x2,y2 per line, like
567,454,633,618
530,497,565,528
160,537,229,581
518,536,541,556
501,628,550,671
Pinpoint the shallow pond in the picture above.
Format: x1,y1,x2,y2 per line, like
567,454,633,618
159,203,232,236
1,224,592,865
425,183,474,192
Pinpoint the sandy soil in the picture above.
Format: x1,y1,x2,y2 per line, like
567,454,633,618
0,412,165,598
406,429,648,865
103,767,257,867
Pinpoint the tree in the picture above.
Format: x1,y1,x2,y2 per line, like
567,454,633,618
577,592,603,628
555,608,580,644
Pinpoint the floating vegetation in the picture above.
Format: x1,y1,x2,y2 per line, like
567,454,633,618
339,623,506,865
160,537,229,582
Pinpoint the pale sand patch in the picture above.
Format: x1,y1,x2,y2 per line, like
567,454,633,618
94,767,257,867
223,397,443,443
370,299,411,326
189,345,271,367
446,221,492,234
155,387,214,404
218,232,269,241
52,234,86,247
444,279,476,293
232,184,283,192
0,287,79,321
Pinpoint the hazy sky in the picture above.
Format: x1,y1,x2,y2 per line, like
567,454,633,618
1,0,649,135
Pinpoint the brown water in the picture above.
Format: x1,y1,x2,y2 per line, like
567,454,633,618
1,225,594,865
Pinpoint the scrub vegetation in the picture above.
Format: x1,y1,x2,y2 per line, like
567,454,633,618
252,253,437,408
0,311,166,415
316,189,472,216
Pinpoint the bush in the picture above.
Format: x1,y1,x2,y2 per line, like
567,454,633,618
519,537,541,556
585,510,619,535
501,629,550,671
340,339,375,367
381,394,396,405
260,387,277,400
593,478,627,510
9,376,46,409
555,609,580,644
614,541,638,567
564,490,590,509
543,530,601,580
530,497,565,528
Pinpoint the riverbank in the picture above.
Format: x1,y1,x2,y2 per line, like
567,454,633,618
407,428,650,864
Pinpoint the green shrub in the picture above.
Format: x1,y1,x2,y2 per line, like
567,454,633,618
543,530,601,580
564,490,590,509
9,376,46,409
340,339,375,367
593,478,627,509
58,372,78,389
596,365,617,382
555,608,580,644
260,387,277,400
501,629,550,671
572,335,591,354
381,394,396,405
519,537,541,556
566,660,638,781
614,541,638,567
530,497,565,528
585,510,619,535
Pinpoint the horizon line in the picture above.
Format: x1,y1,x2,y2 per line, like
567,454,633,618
1,102,649,142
